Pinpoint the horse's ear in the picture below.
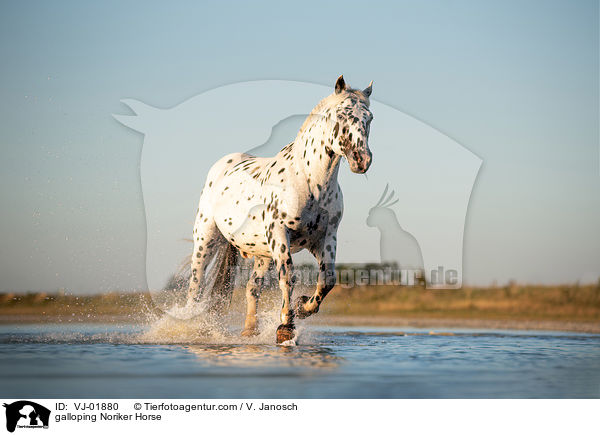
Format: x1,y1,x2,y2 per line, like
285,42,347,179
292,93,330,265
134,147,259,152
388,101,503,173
335,75,346,94
363,80,373,97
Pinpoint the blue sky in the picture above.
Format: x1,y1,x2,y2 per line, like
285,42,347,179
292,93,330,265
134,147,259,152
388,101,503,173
0,0,598,292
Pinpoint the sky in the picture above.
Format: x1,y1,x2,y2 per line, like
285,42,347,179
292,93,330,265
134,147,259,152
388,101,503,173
0,0,598,293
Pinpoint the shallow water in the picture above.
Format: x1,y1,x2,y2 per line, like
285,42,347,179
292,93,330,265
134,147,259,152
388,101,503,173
0,323,599,398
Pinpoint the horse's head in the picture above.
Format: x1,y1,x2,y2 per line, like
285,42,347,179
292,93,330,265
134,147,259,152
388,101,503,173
328,75,374,173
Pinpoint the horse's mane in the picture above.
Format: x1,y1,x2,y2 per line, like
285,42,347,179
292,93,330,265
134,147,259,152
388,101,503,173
297,88,369,137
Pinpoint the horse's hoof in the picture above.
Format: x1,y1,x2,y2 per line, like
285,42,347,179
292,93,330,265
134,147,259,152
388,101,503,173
241,328,259,337
276,324,296,344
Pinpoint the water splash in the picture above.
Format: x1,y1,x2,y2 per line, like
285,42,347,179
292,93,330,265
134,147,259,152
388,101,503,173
138,299,309,346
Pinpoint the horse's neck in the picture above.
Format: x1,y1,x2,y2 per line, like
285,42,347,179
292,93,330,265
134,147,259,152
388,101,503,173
292,113,341,198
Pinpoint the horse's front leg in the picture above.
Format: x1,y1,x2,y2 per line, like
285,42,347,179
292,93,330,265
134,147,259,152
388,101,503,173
267,221,296,343
296,233,337,319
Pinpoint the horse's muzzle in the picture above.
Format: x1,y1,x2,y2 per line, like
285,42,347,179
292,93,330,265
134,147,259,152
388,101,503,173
349,150,372,174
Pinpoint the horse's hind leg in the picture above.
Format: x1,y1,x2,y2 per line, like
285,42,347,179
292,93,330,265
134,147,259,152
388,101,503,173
241,257,271,336
187,210,222,303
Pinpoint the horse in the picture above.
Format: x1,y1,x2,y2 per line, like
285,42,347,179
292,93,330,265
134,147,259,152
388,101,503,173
187,75,374,343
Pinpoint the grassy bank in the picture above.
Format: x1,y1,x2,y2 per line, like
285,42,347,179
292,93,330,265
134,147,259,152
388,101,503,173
1,284,599,329
0,292,159,322
319,283,600,322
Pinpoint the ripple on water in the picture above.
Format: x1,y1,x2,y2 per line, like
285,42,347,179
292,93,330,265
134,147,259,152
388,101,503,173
0,321,599,398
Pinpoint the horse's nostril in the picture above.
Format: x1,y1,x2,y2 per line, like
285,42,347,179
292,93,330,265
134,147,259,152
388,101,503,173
363,153,372,171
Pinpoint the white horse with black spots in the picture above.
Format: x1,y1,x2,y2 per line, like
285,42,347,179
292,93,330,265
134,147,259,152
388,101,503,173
187,75,374,343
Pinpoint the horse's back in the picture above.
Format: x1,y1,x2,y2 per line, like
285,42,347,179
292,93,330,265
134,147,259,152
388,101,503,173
207,152,252,179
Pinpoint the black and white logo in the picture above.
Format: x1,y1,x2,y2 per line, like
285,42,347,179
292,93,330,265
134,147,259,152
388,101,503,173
3,401,50,433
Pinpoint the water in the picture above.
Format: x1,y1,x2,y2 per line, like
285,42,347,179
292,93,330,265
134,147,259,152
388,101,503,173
1,322,599,398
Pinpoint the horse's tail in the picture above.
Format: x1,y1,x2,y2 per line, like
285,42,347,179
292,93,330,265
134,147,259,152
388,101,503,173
179,233,242,316
203,237,240,315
